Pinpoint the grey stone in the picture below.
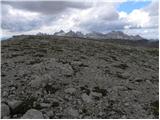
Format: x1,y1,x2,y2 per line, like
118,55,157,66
83,116,92,119
46,111,54,117
71,61,83,66
81,93,93,103
1,103,10,118
64,87,76,94
10,87,16,91
119,72,130,79
124,102,129,106
2,91,8,97
121,115,127,119
43,114,50,119
3,116,10,119
40,103,52,108
146,80,151,84
61,64,74,76
67,108,79,118
12,114,18,118
64,95,73,101
21,109,44,119
98,111,105,116
29,76,42,88
7,100,22,110
91,92,103,98
134,77,144,82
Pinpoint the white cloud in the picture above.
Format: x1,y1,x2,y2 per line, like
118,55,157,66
123,28,158,39
2,2,121,34
1,0,159,39
8,6,40,21
127,9,150,28
1,4,43,32
119,11,128,19
119,8,154,28
143,0,159,16
118,0,158,39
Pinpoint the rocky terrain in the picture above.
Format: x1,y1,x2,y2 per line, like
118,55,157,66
1,35,159,119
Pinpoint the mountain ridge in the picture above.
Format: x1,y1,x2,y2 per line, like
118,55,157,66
53,30,146,41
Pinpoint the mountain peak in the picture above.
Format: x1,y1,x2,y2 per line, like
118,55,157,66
53,30,144,40
54,30,65,36
65,30,77,37
59,30,64,33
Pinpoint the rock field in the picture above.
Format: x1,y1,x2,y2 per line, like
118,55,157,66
1,35,159,119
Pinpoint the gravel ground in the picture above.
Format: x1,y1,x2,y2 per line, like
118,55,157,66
1,35,159,119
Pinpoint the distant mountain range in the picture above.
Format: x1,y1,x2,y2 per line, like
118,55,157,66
53,30,145,41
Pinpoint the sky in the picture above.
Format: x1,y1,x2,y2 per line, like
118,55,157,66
0,0,159,39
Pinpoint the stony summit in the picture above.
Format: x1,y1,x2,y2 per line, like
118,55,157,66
1,35,159,119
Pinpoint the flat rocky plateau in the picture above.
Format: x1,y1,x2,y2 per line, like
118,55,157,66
1,35,159,119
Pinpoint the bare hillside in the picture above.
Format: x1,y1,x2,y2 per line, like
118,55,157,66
1,35,159,119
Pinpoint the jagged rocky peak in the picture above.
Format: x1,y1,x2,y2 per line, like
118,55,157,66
59,30,65,33
105,31,130,39
86,31,104,38
110,31,124,34
104,31,145,40
65,30,77,37
67,30,74,33
76,31,84,37
53,30,145,40
54,30,65,36
106,31,128,37
37,32,48,35
134,35,144,40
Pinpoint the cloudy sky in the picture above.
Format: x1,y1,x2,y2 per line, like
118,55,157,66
1,0,159,39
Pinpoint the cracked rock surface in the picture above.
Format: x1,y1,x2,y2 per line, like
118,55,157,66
1,35,159,119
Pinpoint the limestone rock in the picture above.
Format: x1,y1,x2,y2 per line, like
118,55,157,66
66,108,79,118
7,100,22,110
64,87,76,94
91,92,103,99
40,103,52,108
60,64,74,76
29,76,42,88
81,93,93,103
21,109,44,119
46,110,54,117
1,103,10,118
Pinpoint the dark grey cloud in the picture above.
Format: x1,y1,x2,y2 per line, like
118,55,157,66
143,0,159,16
2,1,91,14
2,19,41,32
1,3,60,32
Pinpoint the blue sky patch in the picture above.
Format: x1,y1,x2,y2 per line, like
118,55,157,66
117,1,151,13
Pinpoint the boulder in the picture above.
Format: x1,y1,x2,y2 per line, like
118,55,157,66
66,108,79,118
64,88,76,94
29,76,42,88
135,77,144,82
46,110,54,117
91,92,102,99
2,91,8,97
71,61,83,66
1,103,10,118
21,109,44,119
81,93,93,103
118,72,130,79
60,64,74,76
39,103,52,108
7,100,22,110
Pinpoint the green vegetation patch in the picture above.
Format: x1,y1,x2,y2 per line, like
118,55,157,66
150,100,159,118
146,49,159,56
